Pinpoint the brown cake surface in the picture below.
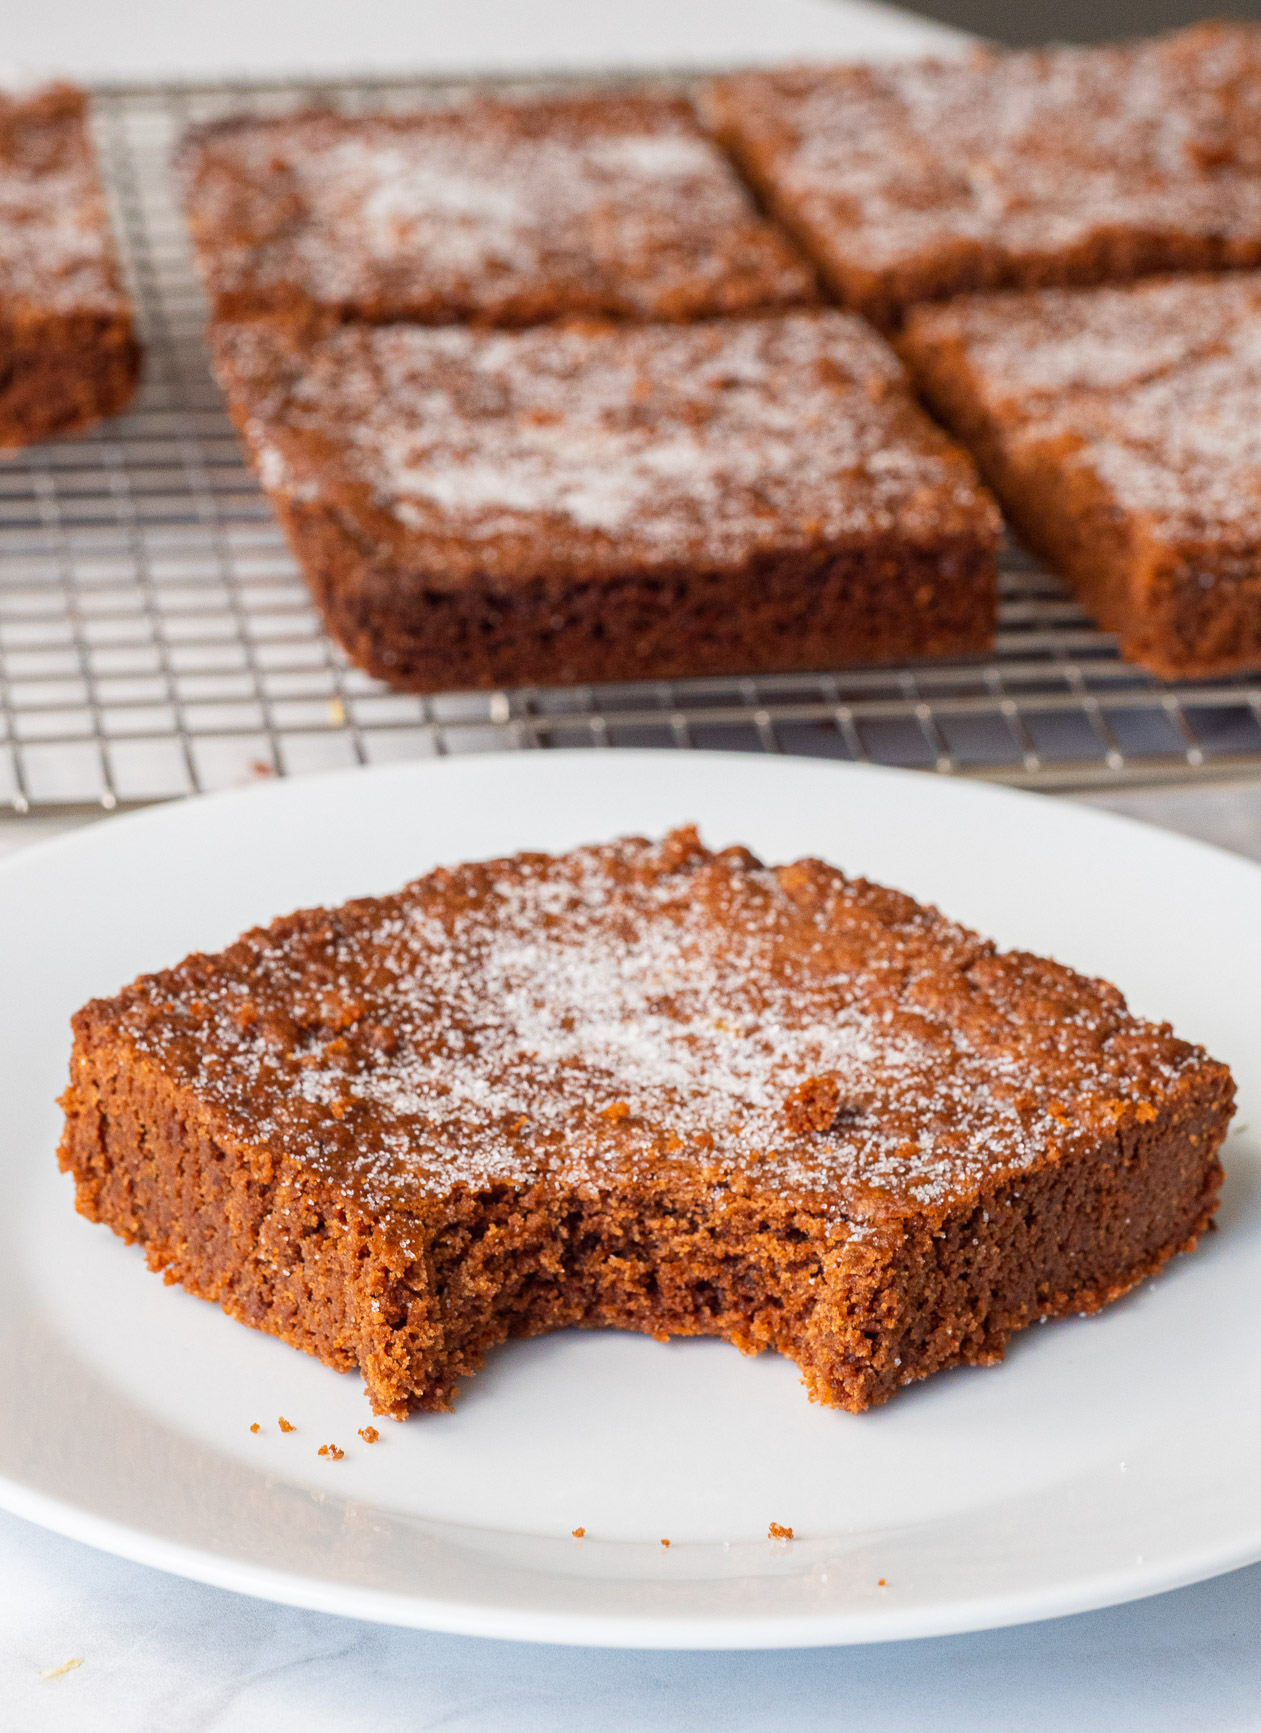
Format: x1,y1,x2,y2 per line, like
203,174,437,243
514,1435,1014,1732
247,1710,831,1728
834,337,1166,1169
179,92,818,329
900,271,1261,678
59,826,1233,1420
0,83,140,445
210,309,999,691
706,21,1261,328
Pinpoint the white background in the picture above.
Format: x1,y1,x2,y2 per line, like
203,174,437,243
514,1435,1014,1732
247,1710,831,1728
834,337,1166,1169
0,0,963,84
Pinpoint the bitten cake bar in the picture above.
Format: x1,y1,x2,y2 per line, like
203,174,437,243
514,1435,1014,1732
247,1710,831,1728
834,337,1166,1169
179,92,818,329
900,272,1261,679
0,83,140,446
58,827,1233,1419
209,309,1000,691
707,21,1261,328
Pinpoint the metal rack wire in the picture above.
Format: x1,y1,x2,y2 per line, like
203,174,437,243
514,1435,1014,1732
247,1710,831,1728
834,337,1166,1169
2,73,1261,814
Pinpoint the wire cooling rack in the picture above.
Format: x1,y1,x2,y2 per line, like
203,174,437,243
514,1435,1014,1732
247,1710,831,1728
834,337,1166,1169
2,75,1261,813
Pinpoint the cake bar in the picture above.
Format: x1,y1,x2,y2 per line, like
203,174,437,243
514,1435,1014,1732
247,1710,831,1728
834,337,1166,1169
58,826,1234,1418
706,22,1261,328
209,309,1000,692
900,271,1261,678
179,92,818,330
0,83,140,446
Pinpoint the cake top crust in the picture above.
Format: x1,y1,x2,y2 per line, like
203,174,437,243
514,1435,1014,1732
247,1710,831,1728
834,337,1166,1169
211,310,998,581
86,828,1218,1234
179,92,818,326
708,22,1261,306
0,83,130,317
902,271,1261,548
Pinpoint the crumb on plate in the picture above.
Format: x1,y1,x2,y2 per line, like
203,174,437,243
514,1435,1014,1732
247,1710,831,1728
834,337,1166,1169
39,1657,84,1682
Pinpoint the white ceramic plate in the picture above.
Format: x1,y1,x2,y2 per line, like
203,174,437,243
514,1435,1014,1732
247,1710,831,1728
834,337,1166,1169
2,751,1259,1649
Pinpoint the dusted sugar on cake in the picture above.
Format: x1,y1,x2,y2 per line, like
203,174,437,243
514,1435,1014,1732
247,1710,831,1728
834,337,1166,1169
179,92,819,329
58,826,1233,1419
209,309,1000,692
706,21,1261,328
900,271,1261,678
0,83,140,446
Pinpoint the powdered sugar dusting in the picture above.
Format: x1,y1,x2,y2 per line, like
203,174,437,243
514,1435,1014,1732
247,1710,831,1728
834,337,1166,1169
0,85,130,315
909,271,1261,544
180,93,816,323
712,23,1261,289
213,311,997,567
107,830,1207,1230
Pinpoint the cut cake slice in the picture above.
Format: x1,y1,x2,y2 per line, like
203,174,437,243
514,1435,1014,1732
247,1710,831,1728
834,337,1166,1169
179,91,819,330
209,309,1000,692
58,827,1233,1419
705,21,1261,329
0,82,140,446
900,271,1261,678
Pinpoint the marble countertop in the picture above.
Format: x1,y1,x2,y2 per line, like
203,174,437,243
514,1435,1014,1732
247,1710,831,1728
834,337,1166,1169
5,1492,1261,1733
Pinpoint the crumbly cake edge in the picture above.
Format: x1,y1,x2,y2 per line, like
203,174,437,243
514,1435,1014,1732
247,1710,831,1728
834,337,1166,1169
58,1005,1230,1417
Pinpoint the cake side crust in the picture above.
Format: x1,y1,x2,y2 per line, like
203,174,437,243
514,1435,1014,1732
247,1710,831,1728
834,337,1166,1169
900,280,1261,677
273,494,997,691
0,309,140,447
58,1009,1230,1417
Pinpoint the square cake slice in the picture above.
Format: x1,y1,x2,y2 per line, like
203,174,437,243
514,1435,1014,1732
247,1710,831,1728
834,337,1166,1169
900,272,1261,678
59,827,1232,1419
0,83,140,446
178,92,818,330
705,21,1261,329
209,309,1000,692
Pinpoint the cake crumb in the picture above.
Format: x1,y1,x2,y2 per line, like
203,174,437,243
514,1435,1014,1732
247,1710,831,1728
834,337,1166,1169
278,1416,295,1433
358,1426,379,1443
39,1657,84,1681
878,1578,888,1587
571,1526,586,1539
249,1422,260,1434
768,1522,794,1541
660,1538,671,1548
601,1100,631,1121
318,1443,345,1461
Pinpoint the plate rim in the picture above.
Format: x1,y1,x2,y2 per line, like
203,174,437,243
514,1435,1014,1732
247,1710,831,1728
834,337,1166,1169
4,748,1261,1649
7,1468,1261,1650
